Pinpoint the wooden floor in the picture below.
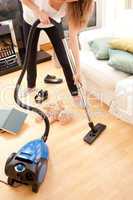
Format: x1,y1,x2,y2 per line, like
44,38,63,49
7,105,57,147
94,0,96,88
0,55,133,200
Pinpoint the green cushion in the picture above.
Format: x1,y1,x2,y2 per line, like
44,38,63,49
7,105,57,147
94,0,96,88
108,49,133,74
88,37,114,60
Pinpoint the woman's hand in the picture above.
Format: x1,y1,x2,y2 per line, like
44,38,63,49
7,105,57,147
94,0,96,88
22,0,51,25
35,9,51,25
74,71,82,86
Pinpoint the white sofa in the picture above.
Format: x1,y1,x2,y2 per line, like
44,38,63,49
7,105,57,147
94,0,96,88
79,10,133,124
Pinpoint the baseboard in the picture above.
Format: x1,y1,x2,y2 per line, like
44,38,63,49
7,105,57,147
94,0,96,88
40,42,53,51
37,50,52,64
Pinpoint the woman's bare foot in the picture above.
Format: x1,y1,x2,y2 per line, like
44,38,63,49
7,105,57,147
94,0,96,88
72,95,85,109
20,87,36,97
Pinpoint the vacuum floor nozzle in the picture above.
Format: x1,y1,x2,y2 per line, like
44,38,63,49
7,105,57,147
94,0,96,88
83,123,106,144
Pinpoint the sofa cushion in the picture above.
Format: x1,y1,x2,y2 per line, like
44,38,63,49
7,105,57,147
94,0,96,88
108,49,133,74
109,38,133,54
88,37,113,60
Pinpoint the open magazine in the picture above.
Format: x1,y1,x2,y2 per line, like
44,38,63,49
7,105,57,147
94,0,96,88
0,108,27,134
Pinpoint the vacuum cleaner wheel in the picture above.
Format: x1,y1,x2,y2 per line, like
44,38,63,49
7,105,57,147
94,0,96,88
6,153,16,164
83,123,106,144
8,177,15,186
32,183,39,193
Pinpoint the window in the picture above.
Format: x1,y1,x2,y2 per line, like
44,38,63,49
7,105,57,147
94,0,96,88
126,0,133,8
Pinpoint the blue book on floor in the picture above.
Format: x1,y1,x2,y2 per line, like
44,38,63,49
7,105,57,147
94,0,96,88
0,108,27,134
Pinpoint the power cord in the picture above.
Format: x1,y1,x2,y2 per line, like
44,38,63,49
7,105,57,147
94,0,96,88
0,179,8,185
0,179,21,188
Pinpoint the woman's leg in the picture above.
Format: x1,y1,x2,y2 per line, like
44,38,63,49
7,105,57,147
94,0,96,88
23,20,40,88
44,25,78,96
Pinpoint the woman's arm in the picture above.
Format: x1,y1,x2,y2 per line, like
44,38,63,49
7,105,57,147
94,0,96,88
68,21,81,83
21,0,40,14
20,0,50,24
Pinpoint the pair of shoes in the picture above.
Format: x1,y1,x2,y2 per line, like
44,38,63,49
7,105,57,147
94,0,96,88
34,90,48,104
44,74,63,84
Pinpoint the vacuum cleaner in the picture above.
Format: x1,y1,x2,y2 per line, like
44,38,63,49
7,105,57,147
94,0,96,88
4,19,50,193
4,17,106,194
62,39,107,144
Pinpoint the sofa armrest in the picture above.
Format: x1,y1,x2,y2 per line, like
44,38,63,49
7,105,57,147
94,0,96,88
109,75,133,124
116,76,133,91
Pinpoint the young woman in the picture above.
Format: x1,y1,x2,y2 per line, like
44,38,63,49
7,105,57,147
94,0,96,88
21,0,94,105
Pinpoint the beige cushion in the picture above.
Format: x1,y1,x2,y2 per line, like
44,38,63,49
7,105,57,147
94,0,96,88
109,38,133,53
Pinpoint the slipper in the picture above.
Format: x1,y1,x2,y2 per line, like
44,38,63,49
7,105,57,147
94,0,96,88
34,90,48,104
44,74,63,84
45,74,56,79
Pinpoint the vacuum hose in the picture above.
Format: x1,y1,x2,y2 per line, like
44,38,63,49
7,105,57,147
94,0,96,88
14,19,50,142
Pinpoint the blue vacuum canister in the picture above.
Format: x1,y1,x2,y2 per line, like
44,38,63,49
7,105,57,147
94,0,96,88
5,139,48,193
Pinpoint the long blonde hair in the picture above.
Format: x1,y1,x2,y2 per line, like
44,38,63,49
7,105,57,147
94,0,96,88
67,0,94,29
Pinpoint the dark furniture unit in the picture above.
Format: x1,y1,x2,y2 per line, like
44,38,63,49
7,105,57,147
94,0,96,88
0,24,19,75
0,0,52,76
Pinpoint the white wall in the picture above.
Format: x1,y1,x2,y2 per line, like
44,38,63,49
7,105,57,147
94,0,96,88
101,0,126,29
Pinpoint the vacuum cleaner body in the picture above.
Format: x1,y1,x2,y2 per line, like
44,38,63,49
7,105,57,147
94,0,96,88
5,139,48,193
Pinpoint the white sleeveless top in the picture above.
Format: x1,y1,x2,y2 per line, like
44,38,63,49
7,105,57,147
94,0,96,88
22,0,66,28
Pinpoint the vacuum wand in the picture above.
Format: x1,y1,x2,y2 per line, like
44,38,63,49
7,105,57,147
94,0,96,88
62,38,107,144
62,39,95,132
